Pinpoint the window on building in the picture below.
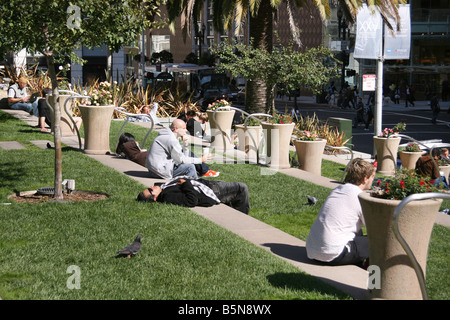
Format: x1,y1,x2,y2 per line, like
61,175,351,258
151,35,170,54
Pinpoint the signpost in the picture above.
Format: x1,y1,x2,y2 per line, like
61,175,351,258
354,4,411,155
363,75,376,92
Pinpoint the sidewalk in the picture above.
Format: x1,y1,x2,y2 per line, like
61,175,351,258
2,107,449,300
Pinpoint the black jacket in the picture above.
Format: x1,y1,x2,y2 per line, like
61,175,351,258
157,180,217,208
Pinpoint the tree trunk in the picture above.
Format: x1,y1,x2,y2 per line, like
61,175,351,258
267,84,276,115
246,0,273,115
46,54,63,200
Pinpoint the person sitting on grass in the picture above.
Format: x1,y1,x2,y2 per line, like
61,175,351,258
145,119,219,179
36,88,52,133
137,176,249,214
306,158,376,268
415,148,449,189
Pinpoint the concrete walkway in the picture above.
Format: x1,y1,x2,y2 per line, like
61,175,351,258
2,107,449,300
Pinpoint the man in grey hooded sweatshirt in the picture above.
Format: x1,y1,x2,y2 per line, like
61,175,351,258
146,119,213,179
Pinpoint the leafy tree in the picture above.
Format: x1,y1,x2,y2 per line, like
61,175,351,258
151,50,174,64
0,0,164,199
211,41,339,114
166,0,406,113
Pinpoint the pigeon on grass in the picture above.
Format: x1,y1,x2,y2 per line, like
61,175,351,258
306,195,318,205
116,234,142,258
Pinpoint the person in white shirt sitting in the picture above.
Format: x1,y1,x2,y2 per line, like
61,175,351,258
306,158,376,268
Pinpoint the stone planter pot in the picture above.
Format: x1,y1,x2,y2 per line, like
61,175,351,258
207,110,235,151
48,94,76,136
398,150,425,170
78,105,115,155
261,122,295,169
373,136,401,176
439,165,450,182
293,138,327,175
235,124,262,163
358,192,442,300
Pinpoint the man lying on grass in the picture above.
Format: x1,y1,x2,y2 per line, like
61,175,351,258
137,176,249,214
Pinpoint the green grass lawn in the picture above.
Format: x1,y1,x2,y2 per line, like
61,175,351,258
0,110,448,300
0,111,349,300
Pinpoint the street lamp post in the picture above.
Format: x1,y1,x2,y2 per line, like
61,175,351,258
195,23,206,62
337,8,350,89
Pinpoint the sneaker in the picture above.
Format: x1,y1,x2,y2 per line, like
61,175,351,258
202,170,220,178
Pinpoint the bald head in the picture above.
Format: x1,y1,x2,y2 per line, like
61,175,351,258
171,118,186,130
170,118,187,138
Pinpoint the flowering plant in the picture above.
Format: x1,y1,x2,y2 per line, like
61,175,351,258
85,81,118,106
297,130,319,141
371,169,440,200
269,113,293,124
379,122,406,137
208,99,231,111
403,142,421,152
239,115,261,126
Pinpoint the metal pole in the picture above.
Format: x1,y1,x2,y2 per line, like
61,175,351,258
141,30,145,85
374,21,384,156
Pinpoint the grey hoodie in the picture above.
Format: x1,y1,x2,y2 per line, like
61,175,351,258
145,128,202,179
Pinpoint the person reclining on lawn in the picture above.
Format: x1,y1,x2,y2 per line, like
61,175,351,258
116,132,148,167
145,119,219,179
137,176,249,214
306,158,376,268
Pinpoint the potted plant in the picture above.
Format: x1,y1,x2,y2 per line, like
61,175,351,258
261,113,295,169
78,81,118,155
293,130,327,175
398,142,425,170
234,116,262,163
373,122,406,176
206,99,235,150
359,169,443,299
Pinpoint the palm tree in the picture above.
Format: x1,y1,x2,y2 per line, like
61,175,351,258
166,0,405,113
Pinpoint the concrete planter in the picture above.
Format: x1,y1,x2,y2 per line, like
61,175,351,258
439,165,450,182
235,124,262,163
294,138,327,175
358,192,442,300
398,150,425,170
48,94,76,136
78,105,115,155
207,110,235,151
373,136,401,176
261,122,295,169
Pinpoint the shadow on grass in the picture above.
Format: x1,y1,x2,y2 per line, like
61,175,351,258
263,242,366,300
0,160,27,189
266,272,352,299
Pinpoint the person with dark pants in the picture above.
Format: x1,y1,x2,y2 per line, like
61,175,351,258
364,100,374,130
137,177,250,214
430,95,440,124
37,88,52,132
306,158,376,268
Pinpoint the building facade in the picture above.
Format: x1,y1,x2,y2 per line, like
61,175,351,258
357,0,450,100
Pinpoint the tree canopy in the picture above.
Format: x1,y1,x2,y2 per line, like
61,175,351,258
212,40,339,113
0,0,165,199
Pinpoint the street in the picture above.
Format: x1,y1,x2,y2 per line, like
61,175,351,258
273,96,450,155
